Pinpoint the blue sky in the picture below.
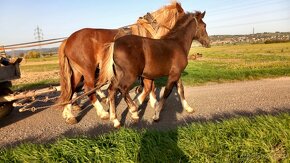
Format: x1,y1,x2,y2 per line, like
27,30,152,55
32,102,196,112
0,0,289,45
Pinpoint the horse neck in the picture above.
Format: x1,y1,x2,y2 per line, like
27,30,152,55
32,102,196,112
171,18,198,56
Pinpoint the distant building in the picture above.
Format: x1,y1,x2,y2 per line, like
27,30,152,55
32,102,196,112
210,32,290,45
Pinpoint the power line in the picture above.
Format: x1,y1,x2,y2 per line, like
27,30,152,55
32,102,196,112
4,37,67,48
4,40,64,50
208,0,267,13
208,17,290,29
209,0,285,15
208,7,289,23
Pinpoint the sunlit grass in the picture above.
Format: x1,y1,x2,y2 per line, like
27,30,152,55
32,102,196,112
181,42,290,85
20,64,59,72
24,56,58,62
12,79,59,91
1,113,290,162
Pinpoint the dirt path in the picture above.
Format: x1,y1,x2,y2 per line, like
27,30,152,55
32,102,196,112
1,77,290,148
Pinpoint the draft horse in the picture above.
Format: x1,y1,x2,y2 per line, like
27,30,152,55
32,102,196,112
98,11,210,128
57,2,185,124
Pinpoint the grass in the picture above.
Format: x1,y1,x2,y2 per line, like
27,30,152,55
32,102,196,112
11,79,59,91
182,42,290,85
20,63,59,72
1,112,290,162
25,56,59,62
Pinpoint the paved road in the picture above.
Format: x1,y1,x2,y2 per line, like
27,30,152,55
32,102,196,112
1,77,290,148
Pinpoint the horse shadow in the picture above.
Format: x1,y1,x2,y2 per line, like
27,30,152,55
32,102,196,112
75,89,124,122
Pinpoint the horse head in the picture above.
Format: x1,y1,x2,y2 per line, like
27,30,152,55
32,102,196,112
194,11,210,48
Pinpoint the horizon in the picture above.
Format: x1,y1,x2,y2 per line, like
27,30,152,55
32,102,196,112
1,0,289,47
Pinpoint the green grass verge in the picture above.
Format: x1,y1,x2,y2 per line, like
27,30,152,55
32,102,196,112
25,56,59,62
20,64,59,72
1,113,290,162
12,79,59,91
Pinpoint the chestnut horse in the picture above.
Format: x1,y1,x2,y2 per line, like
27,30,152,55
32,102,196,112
98,11,210,128
58,2,185,124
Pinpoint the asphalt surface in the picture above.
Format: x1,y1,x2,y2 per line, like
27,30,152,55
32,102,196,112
1,77,290,148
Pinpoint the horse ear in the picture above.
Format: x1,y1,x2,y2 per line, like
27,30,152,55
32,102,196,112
201,11,206,18
176,2,184,13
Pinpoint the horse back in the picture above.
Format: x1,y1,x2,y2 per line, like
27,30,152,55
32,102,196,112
65,28,119,68
114,35,188,79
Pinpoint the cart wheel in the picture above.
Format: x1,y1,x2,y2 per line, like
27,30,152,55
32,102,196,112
0,81,12,90
0,102,13,119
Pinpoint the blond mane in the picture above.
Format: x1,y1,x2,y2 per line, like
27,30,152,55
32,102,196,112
131,2,184,39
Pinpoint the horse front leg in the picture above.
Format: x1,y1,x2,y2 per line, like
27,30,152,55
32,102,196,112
177,79,194,113
153,75,179,121
135,79,154,107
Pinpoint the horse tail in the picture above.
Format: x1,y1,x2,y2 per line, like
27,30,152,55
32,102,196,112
57,39,73,106
97,42,115,86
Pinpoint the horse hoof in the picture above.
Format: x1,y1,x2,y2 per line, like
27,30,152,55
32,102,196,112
186,107,195,113
100,112,110,120
72,104,81,111
152,115,160,122
66,117,78,125
112,119,121,128
131,112,139,121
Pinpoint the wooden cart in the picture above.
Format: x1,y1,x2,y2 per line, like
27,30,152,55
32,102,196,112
0,62,21,118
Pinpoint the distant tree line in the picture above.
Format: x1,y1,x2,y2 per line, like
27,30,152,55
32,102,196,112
20,51,57,59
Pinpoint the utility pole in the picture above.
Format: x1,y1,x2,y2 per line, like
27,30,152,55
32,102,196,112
34,25,44,57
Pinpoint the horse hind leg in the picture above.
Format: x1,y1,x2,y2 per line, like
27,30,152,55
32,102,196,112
62,69,82,124
83,73,109,120
149,81,157,108
107,81,121,128
124,92,139,121
177,79,194,113
119,74,140,121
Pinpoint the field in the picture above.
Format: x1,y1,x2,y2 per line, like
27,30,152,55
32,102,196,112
182,42,290,85
3,42,290,162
